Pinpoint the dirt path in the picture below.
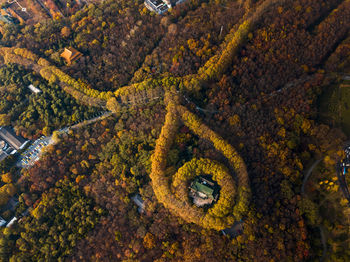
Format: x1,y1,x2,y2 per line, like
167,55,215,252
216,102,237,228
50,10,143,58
69,112,112,130
301,158,327,262
301,159,322,195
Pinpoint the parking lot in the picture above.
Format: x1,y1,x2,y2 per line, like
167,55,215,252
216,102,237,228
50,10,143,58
18,136,51,168
15,112,110,168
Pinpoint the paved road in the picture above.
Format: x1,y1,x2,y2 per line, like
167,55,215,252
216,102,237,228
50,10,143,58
336,164,350,204
336,141,350,205
301,153,350,262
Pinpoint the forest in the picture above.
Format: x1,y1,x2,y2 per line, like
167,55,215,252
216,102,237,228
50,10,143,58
0,63,99,139
0,0,349,261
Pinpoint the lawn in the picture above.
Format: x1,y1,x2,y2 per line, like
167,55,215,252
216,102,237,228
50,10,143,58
318,79,350,137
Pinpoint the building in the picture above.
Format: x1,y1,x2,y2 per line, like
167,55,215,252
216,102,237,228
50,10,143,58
221,220,244,238
60,47,83,65
0,127,28,151
144,0,169,14
6,216,17,227
0,216,6,227
0,139,16,162
144,0,187,14
28,84,41,94
6,6,29,24
163,0,172,7
0,9,15,24
189,176,219,207
131,194,145,213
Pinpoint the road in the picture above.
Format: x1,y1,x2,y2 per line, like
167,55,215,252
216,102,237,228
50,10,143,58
67,111,112,131
301,152,350,262
335,141,350,205
336,163,350,205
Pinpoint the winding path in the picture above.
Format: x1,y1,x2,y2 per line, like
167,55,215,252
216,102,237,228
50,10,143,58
0,0,313,231
301,158,327,262
301,159,322,195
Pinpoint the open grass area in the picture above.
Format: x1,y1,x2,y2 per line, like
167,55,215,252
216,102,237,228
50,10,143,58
318,78,350,137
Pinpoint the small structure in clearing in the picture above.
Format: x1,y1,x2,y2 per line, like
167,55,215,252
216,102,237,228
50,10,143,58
0,126,28,151
144,0,169,14
131,194,145,213
60,47,83,65
221,220,244,238
0,216,6,227
144,0,187,15
6,216,17,227
28,84,41,94
189,176,219,207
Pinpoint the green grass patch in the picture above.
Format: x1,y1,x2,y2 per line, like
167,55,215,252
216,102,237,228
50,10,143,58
318,80,350,136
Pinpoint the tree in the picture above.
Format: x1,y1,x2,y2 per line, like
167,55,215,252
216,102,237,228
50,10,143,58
1,173,13,184
143,233,156,249
61,26,71,38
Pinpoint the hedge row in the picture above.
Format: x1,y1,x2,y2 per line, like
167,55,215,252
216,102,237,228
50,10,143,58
0,47,112,105
0,0,280,111
177,104,251,219
150,94,250,230
197,0,285,82
172,158,237,219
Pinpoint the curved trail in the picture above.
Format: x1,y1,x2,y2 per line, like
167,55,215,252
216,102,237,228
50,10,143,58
301,159,322,195
301,158,327,262
0,0,299,230
150,97,250,230
1,0,288,112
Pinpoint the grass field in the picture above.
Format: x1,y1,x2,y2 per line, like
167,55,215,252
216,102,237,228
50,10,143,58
319,78,350,137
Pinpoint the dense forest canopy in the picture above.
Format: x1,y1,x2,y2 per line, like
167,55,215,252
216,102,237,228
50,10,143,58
0,64,98,139
0,0,349,261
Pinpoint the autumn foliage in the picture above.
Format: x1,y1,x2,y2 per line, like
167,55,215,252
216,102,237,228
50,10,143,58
150,93,250,230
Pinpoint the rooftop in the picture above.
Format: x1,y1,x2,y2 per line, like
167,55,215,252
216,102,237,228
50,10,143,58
191,181,214,199
144,0,169,14
144,0,187,14
0,216,6,227
28,84,41,94
60,47,83,65
189,176,219,207
131,194,145,213
6,216,17,227
0,126,27,151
